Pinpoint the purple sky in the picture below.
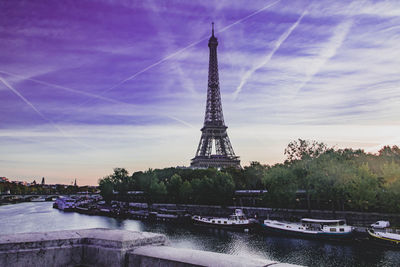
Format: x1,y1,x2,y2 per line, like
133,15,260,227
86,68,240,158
1,0,400,185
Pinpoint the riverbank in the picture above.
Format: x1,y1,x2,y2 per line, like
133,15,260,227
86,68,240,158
53,198,400,240
68,199,400,227
5,194,400,227
155,204,400,227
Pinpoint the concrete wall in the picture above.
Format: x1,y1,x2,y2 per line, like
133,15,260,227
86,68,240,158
0,228,300,267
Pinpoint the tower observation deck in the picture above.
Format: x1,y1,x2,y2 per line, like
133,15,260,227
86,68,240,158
191,23,240,169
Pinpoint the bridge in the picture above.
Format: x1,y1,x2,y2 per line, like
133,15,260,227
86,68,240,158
0,228,301,267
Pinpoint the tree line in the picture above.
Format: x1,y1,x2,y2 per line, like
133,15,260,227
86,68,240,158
98,139,400,213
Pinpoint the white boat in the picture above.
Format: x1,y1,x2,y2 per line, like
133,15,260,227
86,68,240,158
367,221,400,248
54,197,76,211
262,218,354,240
192,209,256,231
367,229,400,248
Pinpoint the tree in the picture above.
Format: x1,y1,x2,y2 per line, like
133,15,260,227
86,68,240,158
380,179,400,213
212,172,235,205
378,145,400,158
190,178,202,204
98,168,130,202
167,174,183,203
98,177,114,203
179,181,193,203
242,161,267,189
149,180,167,203
381,161,400,185
308,151,354,211
284,139,328,163
136,170,156,192
284,139,328,211
346,164,380,211
262,164,297,208
198,176,215,205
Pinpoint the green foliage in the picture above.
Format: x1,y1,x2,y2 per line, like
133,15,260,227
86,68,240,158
97,142,400,213
212,172,235,205
262,164,297,208
149,180,167,203
98,177,114,203
284,139,327,163
242,162,266,189
179,181,193,203
381,161,400,184
346,164,380,211
99,168,130,202
166,174,183,203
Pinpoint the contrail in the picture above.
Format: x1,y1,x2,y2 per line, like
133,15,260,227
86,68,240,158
0,70,124,105
101,0,281,95
233,10,307,100
293,19,353,96
167,115,195,129
0,76,95,149
0,70,195,128
218,0,281,33
0,0,282,129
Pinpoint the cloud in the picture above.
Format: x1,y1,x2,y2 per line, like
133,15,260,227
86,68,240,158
0,76,95,149
293,19,353,95
2,0,400,184
232,9,307,100
101,0,281,95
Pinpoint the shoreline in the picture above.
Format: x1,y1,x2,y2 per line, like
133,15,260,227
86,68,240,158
3,199,400,227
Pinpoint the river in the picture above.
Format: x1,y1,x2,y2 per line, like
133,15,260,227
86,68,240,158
0,202,399,266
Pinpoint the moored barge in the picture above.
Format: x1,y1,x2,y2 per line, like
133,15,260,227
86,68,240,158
262,218,354,240
192,209,256,231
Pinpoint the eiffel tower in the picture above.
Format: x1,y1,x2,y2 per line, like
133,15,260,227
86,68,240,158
191,23,240,169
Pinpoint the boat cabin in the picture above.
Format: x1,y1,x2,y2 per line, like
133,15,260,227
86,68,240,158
229,209,246,221
301,218,350,233
301,218,346,226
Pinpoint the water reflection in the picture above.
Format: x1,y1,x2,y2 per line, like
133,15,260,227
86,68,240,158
1,202,399,266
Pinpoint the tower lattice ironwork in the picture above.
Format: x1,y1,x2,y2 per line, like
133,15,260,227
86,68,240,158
191,23,240,169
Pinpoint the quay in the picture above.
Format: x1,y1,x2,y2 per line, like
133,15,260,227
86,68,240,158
51,196,400,238
0,228,300,267
65,199,400,228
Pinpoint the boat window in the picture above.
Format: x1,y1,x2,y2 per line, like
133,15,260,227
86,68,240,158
212,220,215,223
330,228,336,232
218,221,221,224
340,228,344,232
224,221,227,224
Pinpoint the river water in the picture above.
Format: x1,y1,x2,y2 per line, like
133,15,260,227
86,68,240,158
0,202,399,266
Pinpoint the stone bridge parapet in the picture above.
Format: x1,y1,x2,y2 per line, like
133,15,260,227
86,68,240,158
0,228,299,267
